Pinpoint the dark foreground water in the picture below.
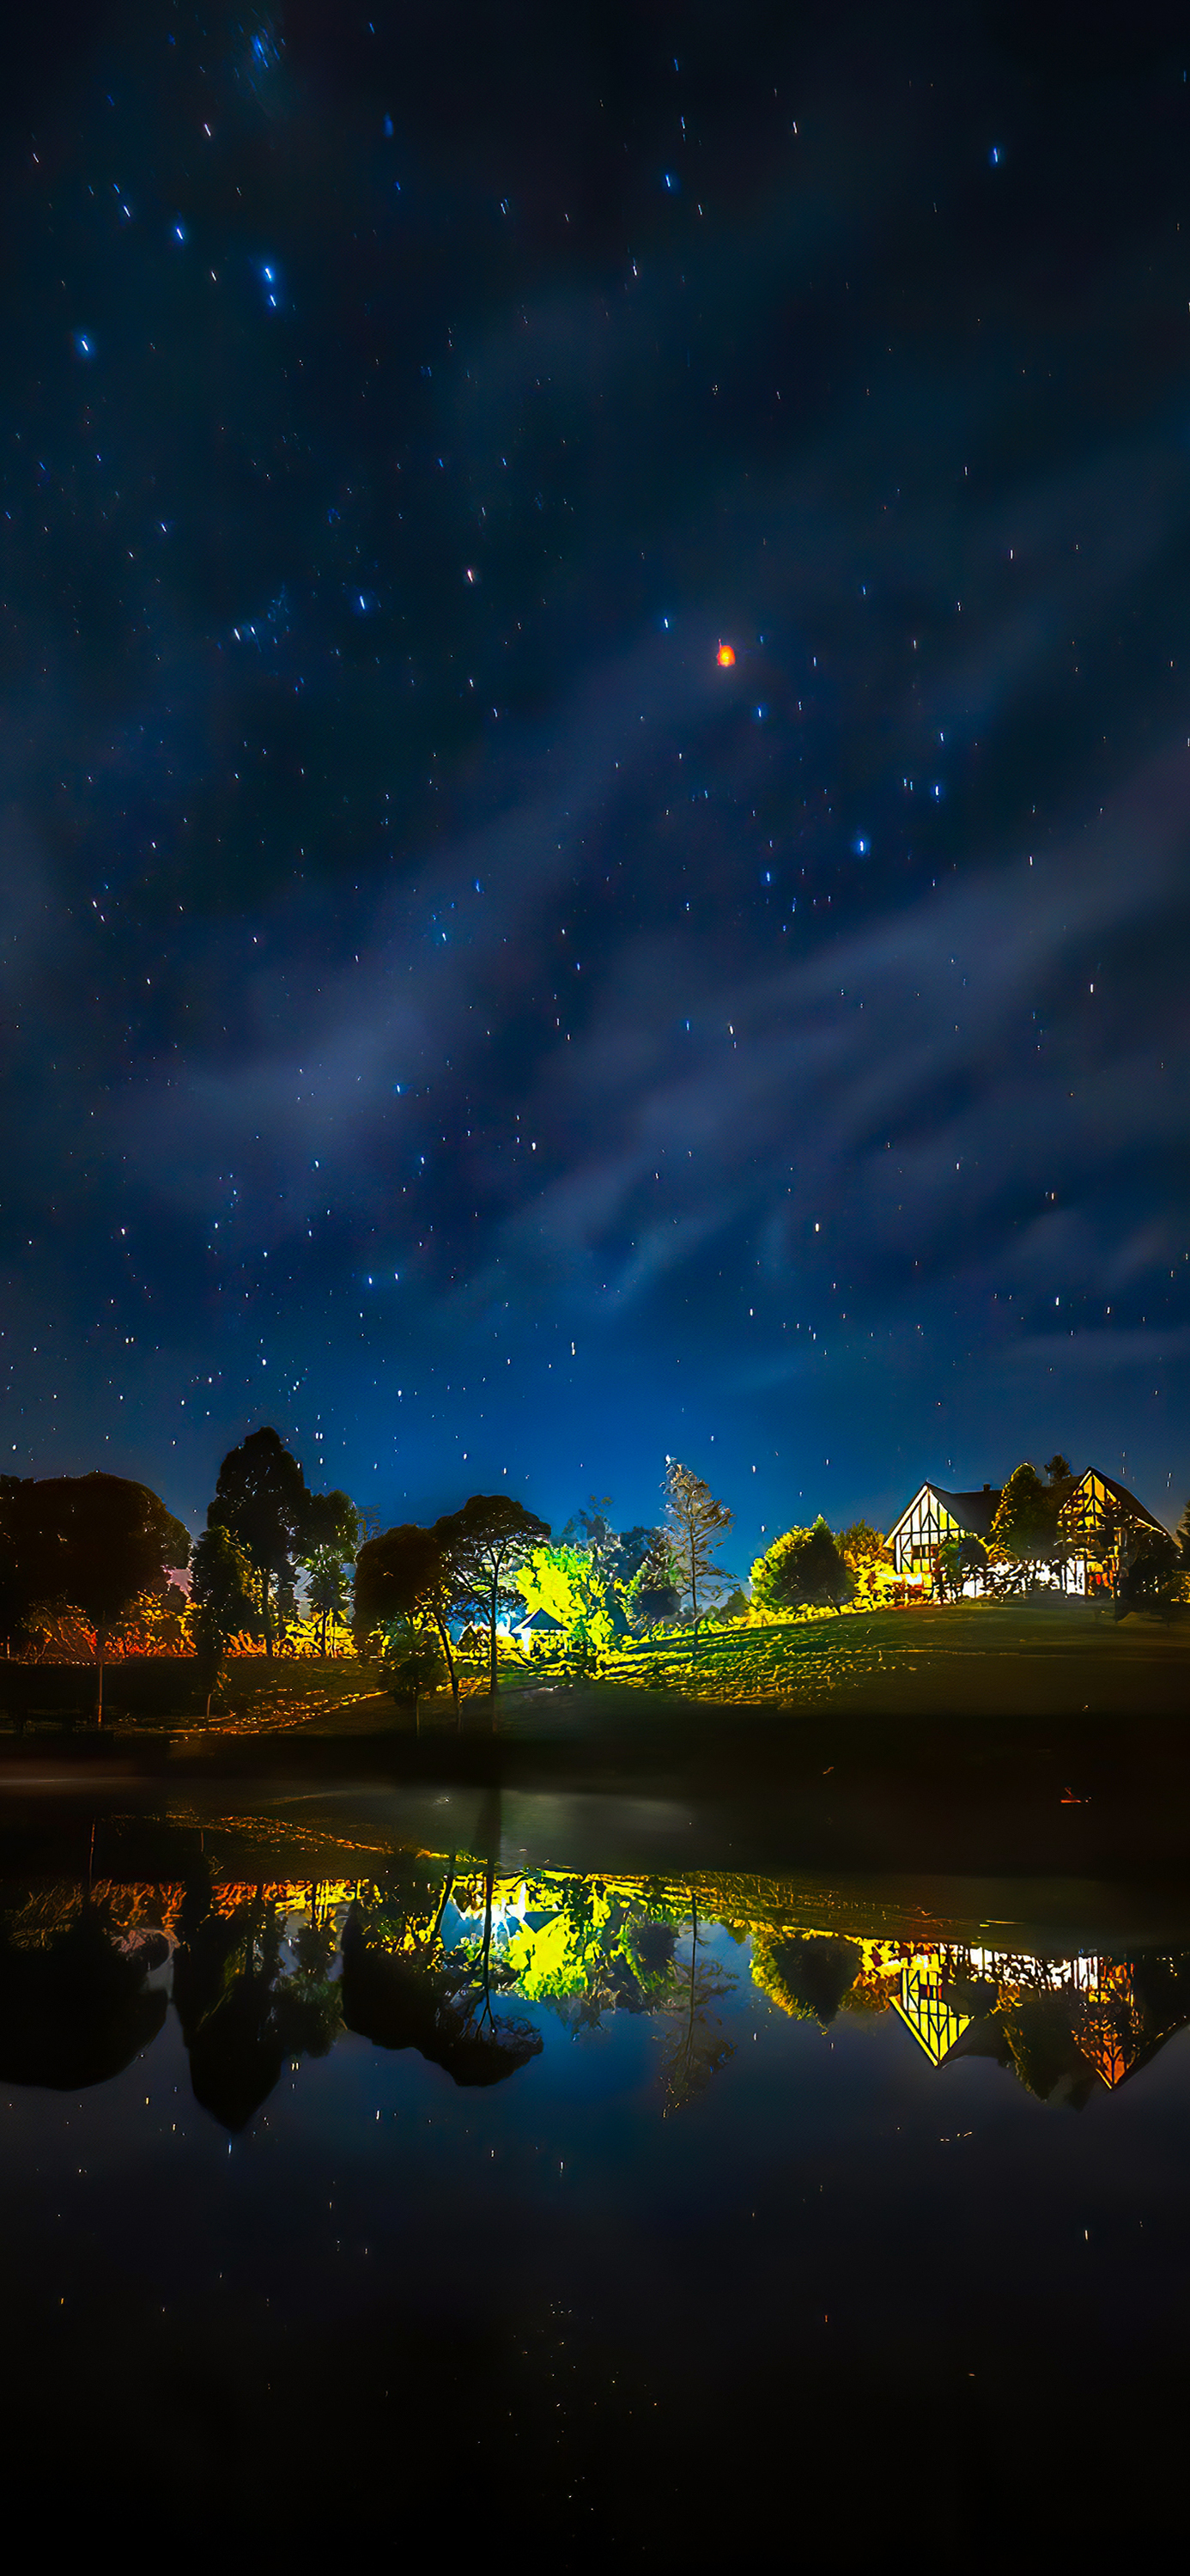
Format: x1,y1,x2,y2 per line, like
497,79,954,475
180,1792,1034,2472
4,1780,1190,2565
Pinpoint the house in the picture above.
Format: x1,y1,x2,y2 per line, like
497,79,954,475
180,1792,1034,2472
511,1606,567,1648
885,1467,1168,1594
1053,1468,1169,1591
885,1482,1002,1582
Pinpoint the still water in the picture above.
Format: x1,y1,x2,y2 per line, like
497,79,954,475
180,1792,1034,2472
4,1783,1190,2561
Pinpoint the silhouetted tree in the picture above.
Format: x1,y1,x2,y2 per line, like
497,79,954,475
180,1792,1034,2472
354,1522,461,1711
341,1863,543,2085
15,1473,191,1717
190,1524,262,1714
988,1461,1061,1577
1114,1524,1183,1620
206,1428,309,1655
439,1496,550,1700
936,1531,988,1601
0,1476,52,1656
297,1489,359,1652
301,1544,352,1655
0,1901,167,2087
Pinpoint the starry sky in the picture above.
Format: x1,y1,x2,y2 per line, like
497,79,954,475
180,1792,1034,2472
3,0,1190,1561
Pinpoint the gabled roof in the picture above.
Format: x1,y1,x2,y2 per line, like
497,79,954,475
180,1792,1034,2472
885,1482,1002,1545
888,1467,1169,1553
1064,1468,1168,1536
513,1606,566,1633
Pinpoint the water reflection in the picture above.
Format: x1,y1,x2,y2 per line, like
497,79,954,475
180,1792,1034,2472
3,1851,1188,2121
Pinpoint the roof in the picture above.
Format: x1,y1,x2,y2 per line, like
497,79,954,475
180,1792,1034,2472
513,1606,566,1633
1066,1468,1168,1536
885,1482,1002,1545
887,1467,1169,1552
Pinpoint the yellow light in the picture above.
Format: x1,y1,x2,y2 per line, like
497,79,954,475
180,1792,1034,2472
717,641,736,667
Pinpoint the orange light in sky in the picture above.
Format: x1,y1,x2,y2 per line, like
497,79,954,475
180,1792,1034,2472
716,641,736,667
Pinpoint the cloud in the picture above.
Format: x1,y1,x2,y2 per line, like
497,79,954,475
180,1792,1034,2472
476,732,1190,1320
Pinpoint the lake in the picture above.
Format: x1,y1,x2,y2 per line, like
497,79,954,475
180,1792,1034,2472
4,1777,1190,2562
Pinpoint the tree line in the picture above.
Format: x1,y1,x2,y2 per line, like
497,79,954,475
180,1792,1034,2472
0,1432,1185,1719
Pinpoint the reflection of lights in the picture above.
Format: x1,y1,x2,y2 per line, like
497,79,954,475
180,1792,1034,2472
716,642,735,667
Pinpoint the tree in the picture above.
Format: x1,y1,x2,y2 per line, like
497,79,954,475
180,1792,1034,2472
438,1496,550,1701
382,1621,447,1726
750,1518,854,1615
559,1498,653,1588
14,1473,191,1719
1043,1455,1074,1487
656,1897,736,2114
190,1525,262,1716
301,1546,352,1656
627,1531,682,1631
354,1522,461,1713
206,1428,310,1656
1114,1525,1183,1621
297,1487,359,1656
839,1518,896,1605
1175,1497,1190,1568
661,1460,733,1640
987,1462,1060,1580
0,1476,52,1656
936,1531,987,1601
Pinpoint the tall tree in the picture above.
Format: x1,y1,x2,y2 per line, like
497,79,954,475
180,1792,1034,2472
627,1531,682,1631
302,1546,352,1656
440,1496,550,1701
354,1521,462,1712
0,1476,52,1656
297,1490,359,1656
661,1460,733,1639
988,1462,1060,1578
206,1428,311,1656
190,1525,262,1716
15,1473,191,1718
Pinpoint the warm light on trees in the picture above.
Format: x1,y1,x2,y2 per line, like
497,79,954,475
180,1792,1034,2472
661,1460,733,1639
750,1518,853,1615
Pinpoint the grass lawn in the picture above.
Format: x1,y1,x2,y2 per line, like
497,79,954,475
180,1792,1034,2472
545,1596,1190,1719
0,1597,1187,1743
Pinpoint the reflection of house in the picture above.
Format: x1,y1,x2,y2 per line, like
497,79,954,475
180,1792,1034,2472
886,1467,1169,1593
889,1943,1190,2101
892,1956,974,2065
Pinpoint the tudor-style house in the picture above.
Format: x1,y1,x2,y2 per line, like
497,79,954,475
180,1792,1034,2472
885,1467,1169,1595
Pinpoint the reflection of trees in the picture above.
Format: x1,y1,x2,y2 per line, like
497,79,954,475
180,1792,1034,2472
750,1930,864,2029
171,1877,345,2131
0,1901,167,2088
503,1876,682,2034
341,1860,543,2088
657,1899,736,2115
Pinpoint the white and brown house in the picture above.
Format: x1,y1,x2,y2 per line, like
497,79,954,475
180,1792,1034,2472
885,1467,1169,1595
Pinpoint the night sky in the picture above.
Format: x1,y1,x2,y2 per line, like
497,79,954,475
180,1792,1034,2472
4,0,1190,1564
